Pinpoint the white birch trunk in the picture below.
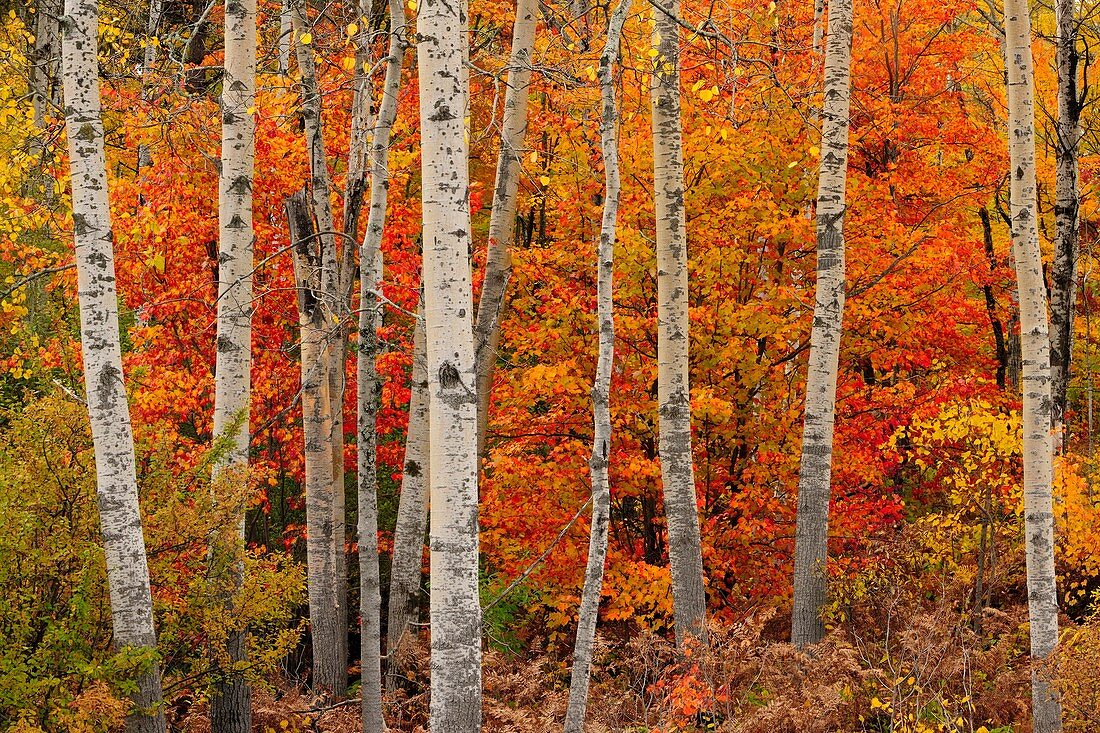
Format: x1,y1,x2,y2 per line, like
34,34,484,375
135,0,163,170
386,305,430,691
286,190,341,696
278,0,292,74
1004,0,1064,728
472,0,538,458
356,0,408,726
209,0,256,727
1050,0,1080,453
32,0,61,130
813,0,825,53
290,3,346,695
61,0,166,728
417,0,483,722
563,2,627,728
790,0,852,649
651,0,707,646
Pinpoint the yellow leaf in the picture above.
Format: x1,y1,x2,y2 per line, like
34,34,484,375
539,175,550,186
346,22,358,36
528,151,539,164
787,161,798,168
342,56,356,71
299,32,312,45
648,48,659,58
871,697,883,709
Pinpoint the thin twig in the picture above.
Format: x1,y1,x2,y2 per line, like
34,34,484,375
483,497,593,613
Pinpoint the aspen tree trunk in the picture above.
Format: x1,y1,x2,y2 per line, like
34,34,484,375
563,2,627,729
1004,0,1064,728
135,0,163,170
61,1,166,729
417,0,483,723
652,0,707,646
32,0,61,129
813,0,825,53
386,305,430,691
291,3,347,695
285,191,341,696
208,0,256,728
355,0,407,726
1050,0,1080,453
472,0,538,458
278,0,292,74
789,0,852,649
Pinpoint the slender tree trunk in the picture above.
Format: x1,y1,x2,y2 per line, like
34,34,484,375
135,0,163,171
472,0,538,458
208,0,256,728
330,355,348,698
651,0,707,646
813,0,826,53
386,305,430,691
355,0,408,726
417,0,483,724
979,208,1010,390
790,0,853,649
290,2,346,695
278,0,292,74
563,2,627,729
61,1,166,729
32,0,61,130
1050,0,1080,453
1004,0,1064,728
285,191,341,697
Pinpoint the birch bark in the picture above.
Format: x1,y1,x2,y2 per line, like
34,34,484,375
386,305,430,691
652,0,707,645
290,3,346,695
563,2,627,728
32,0,61,130
61,0,166,728
472,0,538,457
278,0,292,74
1050,0,1080,452
1004,0,1064,727
356,0,408,726
209,0,256,727
417,0,483,723
790,0,853,649
286,190,340,696
135,0,163,170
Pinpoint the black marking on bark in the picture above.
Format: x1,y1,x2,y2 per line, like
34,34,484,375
439,361,462,389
